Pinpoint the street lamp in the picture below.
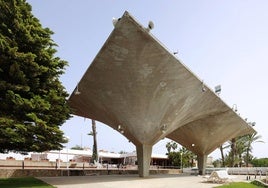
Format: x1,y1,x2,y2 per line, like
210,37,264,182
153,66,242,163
215,85,221,95
248,122,256,127
232,104,238,112
64,136,70,175
74,83,81,95
180,152,183,173
57,150,61,169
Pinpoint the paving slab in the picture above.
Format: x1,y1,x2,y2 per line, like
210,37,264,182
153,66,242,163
38,174,249,188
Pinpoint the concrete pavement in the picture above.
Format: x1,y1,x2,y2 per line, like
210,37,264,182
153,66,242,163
38,174,249,188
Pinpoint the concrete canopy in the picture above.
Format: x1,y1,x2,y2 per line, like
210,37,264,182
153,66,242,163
68,11,255,177
167,109,254,156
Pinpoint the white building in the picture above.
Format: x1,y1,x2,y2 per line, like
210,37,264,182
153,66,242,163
0,149,168,166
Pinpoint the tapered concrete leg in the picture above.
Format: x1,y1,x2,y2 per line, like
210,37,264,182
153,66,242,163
136,144,152,177
197,154,207,175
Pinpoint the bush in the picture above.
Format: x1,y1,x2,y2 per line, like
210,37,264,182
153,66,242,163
251,158,268,167
251,180,268,187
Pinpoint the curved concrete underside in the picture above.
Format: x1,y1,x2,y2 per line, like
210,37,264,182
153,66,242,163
167,110,254,156
68,11,254,177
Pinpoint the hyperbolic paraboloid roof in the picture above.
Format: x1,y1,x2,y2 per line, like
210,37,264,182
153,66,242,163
68,11,255,155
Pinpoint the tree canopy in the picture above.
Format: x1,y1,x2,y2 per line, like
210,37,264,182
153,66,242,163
166,141,196,168
251,158,268,167
71,145,84,150
217,132,264,167
0,0,71,153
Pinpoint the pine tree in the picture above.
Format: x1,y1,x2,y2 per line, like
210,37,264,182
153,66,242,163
0,0,71,153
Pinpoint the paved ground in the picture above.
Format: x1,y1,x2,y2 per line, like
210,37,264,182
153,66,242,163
38,174,249,188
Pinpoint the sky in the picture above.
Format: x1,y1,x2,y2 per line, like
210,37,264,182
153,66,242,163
27,0,268,159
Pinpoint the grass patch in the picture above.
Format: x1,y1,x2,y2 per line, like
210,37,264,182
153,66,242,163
0,177,55,188
215,182,260,188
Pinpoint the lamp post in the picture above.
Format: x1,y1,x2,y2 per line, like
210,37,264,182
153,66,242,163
180,152,183,173
64,136,70,175
58,150,61,169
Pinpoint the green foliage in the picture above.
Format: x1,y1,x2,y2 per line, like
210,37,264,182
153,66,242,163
166,141,177,154
217,132,264,167
251,158,268,167
251,180,268,188
167,151,181,167
0,177,55,188
243,132,264,166
0,0,71,153
166,141,196,168
213,159,222,168
71,145,83,150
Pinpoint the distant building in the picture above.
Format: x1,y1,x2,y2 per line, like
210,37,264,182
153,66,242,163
0,149,169,167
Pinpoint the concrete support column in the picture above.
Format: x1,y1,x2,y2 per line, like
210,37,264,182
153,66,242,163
197,154,207,175
136,144,152,177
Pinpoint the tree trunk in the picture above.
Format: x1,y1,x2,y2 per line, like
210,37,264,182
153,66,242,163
239,153,242,167
91,119,98,163
220,145,225,167
246,148,250,167
230,138,236,167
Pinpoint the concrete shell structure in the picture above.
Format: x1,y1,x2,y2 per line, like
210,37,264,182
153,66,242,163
68,11,255,177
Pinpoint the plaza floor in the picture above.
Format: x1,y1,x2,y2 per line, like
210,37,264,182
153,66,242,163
38,174,249,188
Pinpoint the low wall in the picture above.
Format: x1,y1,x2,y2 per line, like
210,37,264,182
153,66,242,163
0,169,62,178
0,159,92,169
0,160,56,169
0,168,180,178
205,167,268,175
0,160,182,178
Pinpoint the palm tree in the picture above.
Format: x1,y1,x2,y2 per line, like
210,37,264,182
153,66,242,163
181,148,197,168
230,138,237,167
243,132,264,167
166,141,178,154
235,136,247,167
88,119,98,163
219,143,229,167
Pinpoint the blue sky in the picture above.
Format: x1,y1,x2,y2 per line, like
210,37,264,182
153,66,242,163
27,0,268,159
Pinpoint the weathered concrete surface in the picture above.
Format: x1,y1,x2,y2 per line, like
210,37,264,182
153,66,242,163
136,144,152,177
68,11,255,177
167,109,253,156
